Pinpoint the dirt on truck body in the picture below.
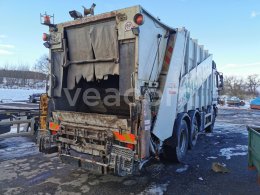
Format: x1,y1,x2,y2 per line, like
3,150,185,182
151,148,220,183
38,5,223,176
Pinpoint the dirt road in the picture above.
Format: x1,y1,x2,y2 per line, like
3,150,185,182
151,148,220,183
0,108,260,195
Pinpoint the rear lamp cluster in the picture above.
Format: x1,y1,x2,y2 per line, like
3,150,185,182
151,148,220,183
134,13,144,25
40,13,55,49
43,15,51,25
42,33,51,48
42,33,50,42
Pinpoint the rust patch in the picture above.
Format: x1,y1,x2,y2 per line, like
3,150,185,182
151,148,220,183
54,111,128,131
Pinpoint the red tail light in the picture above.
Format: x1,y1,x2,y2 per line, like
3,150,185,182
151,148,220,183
51,130,57,135
134,13,144,25
42,33,50,41
126,143,135,150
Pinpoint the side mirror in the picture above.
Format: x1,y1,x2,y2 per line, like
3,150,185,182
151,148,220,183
218,73,224,90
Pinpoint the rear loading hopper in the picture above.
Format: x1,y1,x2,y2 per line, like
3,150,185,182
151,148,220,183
38,5,223,175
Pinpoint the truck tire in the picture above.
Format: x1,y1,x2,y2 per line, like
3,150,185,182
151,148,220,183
205,109,216,133
188,114,199,149
163,120,189,162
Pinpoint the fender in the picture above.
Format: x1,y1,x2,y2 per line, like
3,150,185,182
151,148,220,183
188,110,201,131
163,112,191,148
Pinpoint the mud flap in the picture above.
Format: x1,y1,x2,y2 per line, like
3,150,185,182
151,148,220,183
39,135,58,154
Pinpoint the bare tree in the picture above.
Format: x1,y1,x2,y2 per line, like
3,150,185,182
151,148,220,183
223,76,246,98
246,74,260,95
34,54,49,75
223,75,260,98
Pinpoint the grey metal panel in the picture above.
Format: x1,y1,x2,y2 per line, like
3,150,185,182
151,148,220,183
52,51,64,97
119,42,135,95
137,13,168,83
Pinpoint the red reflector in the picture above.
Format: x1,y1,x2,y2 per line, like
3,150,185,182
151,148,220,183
51,131,57,135
165,56,171,64
49,122,60,131
128,134,136,142
134,13,144,25
114,132,126,141
42,33,49,41
126,143,134,150
168,46,173,53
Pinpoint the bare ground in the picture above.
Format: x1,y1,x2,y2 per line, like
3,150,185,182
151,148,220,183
0,108,260,195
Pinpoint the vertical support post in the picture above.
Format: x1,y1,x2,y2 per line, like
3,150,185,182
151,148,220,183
31,117,35,135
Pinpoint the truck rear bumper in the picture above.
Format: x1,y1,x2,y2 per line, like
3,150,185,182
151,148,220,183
58,144,135,176
60,154,108,174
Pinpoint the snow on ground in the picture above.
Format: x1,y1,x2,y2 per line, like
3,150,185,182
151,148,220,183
218,100,251,110
219,145,248,160
9,124,30,134
214,123,248,136
0,88,45,101
138,182,170,195
176,165,189,173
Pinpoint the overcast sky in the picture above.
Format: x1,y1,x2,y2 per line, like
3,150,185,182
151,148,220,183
0,0,259,77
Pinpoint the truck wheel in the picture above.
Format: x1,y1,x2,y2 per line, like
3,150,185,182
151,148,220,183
205,109,216,133
163,120,189,163
189,115,199,149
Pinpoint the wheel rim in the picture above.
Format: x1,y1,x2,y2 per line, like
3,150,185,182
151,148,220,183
179,129,187,153
192,120,199,143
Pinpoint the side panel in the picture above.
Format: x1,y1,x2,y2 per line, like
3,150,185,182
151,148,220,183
177,55,213,112
136,13,168,97
153,30,187,141
52,51,64,97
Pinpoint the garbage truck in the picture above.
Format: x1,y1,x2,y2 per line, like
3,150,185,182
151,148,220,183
38,5,224,176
